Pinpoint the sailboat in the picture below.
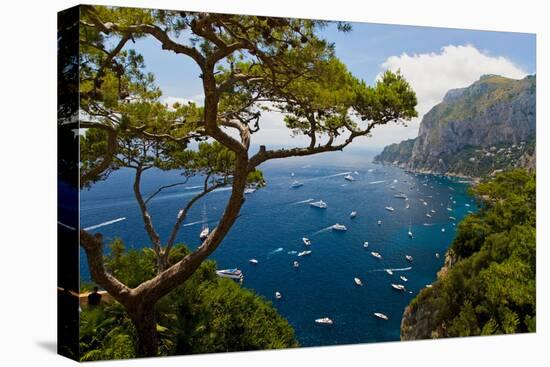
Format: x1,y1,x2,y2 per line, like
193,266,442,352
199,205,209,240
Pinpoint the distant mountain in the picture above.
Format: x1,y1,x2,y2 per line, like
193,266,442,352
374,74,536,177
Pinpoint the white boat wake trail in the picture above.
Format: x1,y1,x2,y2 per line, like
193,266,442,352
369,266,412,273
311,225,335,236
268,247,284,256
303,172,352,182
84,217,126,231
368,180,386,185
290,198,314,205
183,219,207,227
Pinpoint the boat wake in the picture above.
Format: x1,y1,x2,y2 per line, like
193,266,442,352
287,250,298,254
303,171,352,182
268,247,284,255
368,180,386,185
84,217,126,231
184,185,203,190
311,225,335,236
290,198,314,205
369,266,412,273
183,219,207,227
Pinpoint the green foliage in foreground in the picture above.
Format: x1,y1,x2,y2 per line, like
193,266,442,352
407,169,535,337
80,243,297,361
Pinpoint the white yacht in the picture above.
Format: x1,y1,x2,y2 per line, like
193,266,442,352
216,269,243,280
374,312,389,320
391,283,406,291
309,200,327,209
385,269,393,275
385,206,395,212
297,250,312,257
244,188,256,195
199,226,210,240
371,251,382,259
290,180,304,188
405,255,414,262
354,277,363,286
344,174,355,181
275,291,282,299
332,223,347,231
400,275,408,282
350,211,357,218
302,237,311,246
249,259,259,264
315,317,334,325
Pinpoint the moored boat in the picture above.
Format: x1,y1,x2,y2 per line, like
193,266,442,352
374,312,389,320
216,268,243,280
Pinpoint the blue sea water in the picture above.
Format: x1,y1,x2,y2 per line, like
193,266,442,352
80,149,477,347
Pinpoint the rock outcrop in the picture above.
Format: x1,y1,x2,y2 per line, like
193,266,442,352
374,74,536,177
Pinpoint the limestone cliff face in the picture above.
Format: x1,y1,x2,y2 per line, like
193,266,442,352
374,74,536,177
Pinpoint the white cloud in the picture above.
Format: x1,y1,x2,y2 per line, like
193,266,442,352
370,44,527,147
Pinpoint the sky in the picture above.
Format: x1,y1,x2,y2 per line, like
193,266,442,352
128,20,536,150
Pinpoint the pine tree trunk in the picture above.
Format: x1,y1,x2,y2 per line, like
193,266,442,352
128,303,158,357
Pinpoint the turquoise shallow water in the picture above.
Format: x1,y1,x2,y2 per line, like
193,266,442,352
80,149,477,347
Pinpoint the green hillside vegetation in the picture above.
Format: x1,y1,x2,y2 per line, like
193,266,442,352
403,169,535,338
79,242,296,361
373,138,416,164
439,140,535,177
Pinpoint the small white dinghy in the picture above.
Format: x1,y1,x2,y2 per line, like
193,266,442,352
400,275,408,282
354,277,363,286
350,211,357,218
385,269,393,275
363,241,369,248
377,220,382,225
302,237,311,246
405,255,413,262
315,317,333,325
249,259,259,264
275,291,282,299
374,312,389,320
293,261,300,268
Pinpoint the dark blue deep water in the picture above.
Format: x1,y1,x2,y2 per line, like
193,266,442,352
80,149,477,347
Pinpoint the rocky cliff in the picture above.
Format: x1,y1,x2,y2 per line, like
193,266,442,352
375,74,536,177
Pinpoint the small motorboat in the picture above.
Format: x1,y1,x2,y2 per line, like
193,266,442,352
350,211,357,218
441,228,446,232
371,251,382,259
298,250,312,257
435,252,440,259
377,220,382,225
315,317,333,325
354,277,363,286
400,275,408,282
332,223,347,231
449,216,456,221
431,209,436,213
425,284,433,288
302,237,311,246
391,283,406,291
406,203,410,209
249,259,259,264
385,206,395,212
374,312,389,320
244,188,256,195
216,268,243,280
344,174,355,181
293,261,300,268
394,193,408,199
275,291,282,299
290,180,304,188
405,255,413,262
385,269,393,275
363,241,369,248
309,200,327,209
423,201,428,206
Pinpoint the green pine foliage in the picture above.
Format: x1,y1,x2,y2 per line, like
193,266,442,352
405,169,535,338
79,242,296,360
